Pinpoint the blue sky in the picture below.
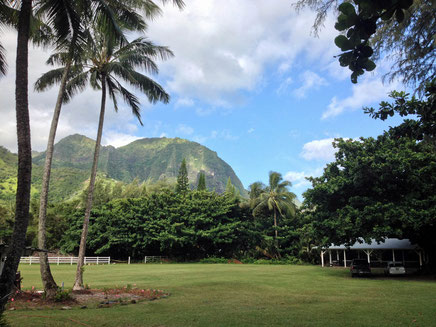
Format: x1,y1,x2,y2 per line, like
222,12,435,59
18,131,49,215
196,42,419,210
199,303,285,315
0,0,406,200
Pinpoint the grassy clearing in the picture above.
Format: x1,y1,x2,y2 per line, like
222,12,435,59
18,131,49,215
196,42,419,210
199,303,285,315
6,264,436,326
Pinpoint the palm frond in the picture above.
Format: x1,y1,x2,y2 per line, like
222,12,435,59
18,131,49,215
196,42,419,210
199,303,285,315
0,42,6,76
128,70,169,104
106,76,119,112
63,70,90,103
93,0,127,46
34,67,68,92
0,1,19,28
89,69,100,89
113,37,173,62
35,0,82,44
110,76,143,125
160,0,185,9
46,51,70,66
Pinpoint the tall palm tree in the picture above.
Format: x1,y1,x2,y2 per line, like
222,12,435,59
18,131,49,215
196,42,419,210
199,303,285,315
0,0,81,312
0,0,33,314
34,0,164,299
253,172,297,244
62,28,172,290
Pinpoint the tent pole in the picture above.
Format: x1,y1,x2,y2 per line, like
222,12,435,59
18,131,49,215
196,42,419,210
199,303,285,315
343,250,347,267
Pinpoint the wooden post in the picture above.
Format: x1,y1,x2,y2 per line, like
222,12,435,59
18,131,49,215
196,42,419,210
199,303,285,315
328,250,332,266
343,250,347,267
128,256,130,265
336,250,339,261
57,257,60,265
392,249,396,263
71,257,73,265
29,257,32,265
321,251,325,267
418,251,422,267
144,256,147,264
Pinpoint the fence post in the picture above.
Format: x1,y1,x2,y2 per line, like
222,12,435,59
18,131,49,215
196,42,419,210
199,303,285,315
97,257,99,265
108,257,111,264
71,257,73,265
128,256,130,265
29,257,32,265
144,256,147,264
57,257,60,265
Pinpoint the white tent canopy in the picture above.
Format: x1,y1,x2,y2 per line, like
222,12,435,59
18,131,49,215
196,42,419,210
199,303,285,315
326,238,418,251
318,238,423,268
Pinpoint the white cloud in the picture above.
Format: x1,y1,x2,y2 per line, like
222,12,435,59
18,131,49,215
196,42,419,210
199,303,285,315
0,31,155,153
322,74,400,119
148,0,339,106
276,77,293,95
175,97,195,108
176,124,194,135
102,132,142,148
301,138,336,161
284,167,324,194
293,70,328,98
247,128,255,134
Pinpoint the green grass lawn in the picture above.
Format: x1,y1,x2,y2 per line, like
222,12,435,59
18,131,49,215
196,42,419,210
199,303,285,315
5,264,436,326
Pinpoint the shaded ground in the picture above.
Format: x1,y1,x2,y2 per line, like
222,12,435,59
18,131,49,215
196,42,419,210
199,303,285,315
8,287,168,311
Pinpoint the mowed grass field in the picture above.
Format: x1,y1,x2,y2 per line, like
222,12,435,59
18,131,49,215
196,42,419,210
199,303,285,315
6,264,436,326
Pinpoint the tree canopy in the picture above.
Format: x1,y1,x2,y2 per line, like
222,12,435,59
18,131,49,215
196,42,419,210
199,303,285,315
295,0,435,92
302,84,436,255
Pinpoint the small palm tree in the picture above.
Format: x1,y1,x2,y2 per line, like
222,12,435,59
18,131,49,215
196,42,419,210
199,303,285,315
254,172,297,244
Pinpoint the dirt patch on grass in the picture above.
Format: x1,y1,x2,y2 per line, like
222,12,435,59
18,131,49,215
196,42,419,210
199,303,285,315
7,287,169,310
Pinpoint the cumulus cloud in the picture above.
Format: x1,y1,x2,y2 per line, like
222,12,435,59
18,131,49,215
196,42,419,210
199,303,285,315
284,167,324,195
322,74,401,119
148,0,339,105
293,71,328,98
301,138,336,161
0,31,155,152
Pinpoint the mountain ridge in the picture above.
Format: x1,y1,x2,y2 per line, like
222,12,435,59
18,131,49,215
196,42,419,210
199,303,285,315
1,135,247,202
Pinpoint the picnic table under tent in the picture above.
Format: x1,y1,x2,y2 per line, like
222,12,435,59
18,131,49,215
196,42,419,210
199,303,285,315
318,238,426,269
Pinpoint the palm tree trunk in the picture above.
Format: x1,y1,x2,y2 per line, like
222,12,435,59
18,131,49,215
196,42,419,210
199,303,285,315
273,206,281,258
73,75,107,290
38,59,73,299
0,0,32,314
273,207,278,240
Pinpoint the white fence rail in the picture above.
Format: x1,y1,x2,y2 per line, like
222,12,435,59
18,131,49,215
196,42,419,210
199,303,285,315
144,256,167,263
20,256,110,265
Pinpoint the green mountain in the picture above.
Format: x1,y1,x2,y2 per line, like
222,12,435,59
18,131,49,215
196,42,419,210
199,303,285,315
1,134,246,203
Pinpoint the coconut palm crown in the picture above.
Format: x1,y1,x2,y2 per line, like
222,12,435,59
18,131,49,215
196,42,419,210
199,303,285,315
253,172,297,241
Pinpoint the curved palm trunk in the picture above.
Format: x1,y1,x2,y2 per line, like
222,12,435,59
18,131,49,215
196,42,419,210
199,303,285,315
38,59,73,298
73,75,107,290
0,0,32,314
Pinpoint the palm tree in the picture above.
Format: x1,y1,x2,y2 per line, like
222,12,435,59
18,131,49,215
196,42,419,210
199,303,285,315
0,0,182,309
0,0,33,314
65,28,172,290
34,0,157,300
34,0,183,298
253,172,297,245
